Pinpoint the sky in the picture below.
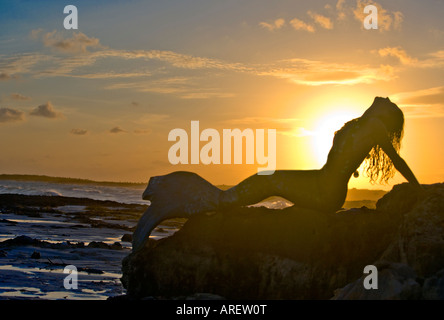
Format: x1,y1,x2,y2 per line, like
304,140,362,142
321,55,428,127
0,0,443,190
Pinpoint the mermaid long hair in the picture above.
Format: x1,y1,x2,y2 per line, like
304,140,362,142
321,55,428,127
362,97,405,184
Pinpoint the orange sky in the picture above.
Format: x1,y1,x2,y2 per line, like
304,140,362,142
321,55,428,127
0,0,443,190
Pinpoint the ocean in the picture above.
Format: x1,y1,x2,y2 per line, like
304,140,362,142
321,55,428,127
0,179,293,209
0,179,149,300
0,179,148,205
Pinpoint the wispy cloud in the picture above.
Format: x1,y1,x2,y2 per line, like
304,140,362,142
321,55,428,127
414,50,444,69
30,102,63,119
4,27,434,99
261,1,403,33
256,58,396,86
23,30,245,81
226,116,307,136
336,0,347,20
376,47,444,69
31,29,104,54
70,128,88,135
103,49,245,71
393,86,444,118
9,93,31,101
109,126,126,134
132,114,170,126
0,53,49,79
227,116,316,138
353,0,403,32
377,46,418,65
133,129,152,134
0,72,18,81
279,127,315,137
289,18,315,33
0,107,25,123
394,86,444,105
106,77,235,99
259,18,285,31
307,11,333,30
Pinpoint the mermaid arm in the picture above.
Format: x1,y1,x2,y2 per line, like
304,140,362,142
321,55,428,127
371,118,422,190
381,141,422,189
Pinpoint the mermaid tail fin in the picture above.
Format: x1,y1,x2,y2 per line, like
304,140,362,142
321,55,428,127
132,171,222,251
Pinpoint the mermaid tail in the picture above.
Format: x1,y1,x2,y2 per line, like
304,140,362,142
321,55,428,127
132,171,222,251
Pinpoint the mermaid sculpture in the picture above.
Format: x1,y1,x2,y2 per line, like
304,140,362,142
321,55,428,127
132,97,422,251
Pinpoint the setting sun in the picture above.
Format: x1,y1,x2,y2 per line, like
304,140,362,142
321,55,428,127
312,110,361,166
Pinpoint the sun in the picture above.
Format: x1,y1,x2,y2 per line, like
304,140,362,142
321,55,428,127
312,110,360,166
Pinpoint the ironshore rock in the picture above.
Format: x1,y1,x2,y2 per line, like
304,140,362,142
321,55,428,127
121,183,444,299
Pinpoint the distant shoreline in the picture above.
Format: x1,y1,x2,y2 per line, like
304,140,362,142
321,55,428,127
0,173,388,201
0,174,145,188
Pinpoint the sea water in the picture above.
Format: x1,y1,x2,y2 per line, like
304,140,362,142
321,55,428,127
0,179,292,208
0,180,147,205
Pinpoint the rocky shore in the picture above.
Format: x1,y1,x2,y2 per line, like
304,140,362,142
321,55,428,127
121,182,444,300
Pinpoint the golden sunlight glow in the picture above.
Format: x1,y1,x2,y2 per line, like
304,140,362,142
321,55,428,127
312,110,360,166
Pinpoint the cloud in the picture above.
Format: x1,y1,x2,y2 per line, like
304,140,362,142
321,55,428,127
68,71,152,79
259,1,403,33
307,11,333,29
279,127,315,137
394,86,444,106
109,126,126,134
132,114,170,126
9,93,31,101
30,102,63,119
375,47,444,69
106,77,235,99
26,40,243,80
0,73,16,81
259,18,285,31
378,47,418,65
6,26,430,97
226,116,303,134
400,105,444,119
353,0,403,32
392,86,444,118
134,129,152,134
257,58,396,86
226,116,315,138
180,92,235,99
413,50,444,69
0,53,50,79
32,29,104,54
0,107,25,123
70,128,88,135
289,18,315,32
102,49,243,70
336,0,347,20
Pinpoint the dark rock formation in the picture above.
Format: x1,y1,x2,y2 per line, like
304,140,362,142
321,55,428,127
121,183,444,299
121,234,133,242
30,250,41,259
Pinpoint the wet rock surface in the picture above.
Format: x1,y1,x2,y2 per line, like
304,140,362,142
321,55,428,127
121,183,444,300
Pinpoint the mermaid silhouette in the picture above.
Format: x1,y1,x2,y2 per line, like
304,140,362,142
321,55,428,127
132,97,422,251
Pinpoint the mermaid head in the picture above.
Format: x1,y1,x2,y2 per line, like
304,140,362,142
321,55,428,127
362,97,405,184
